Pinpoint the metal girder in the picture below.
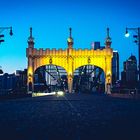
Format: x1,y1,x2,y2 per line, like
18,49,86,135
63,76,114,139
45,69,56,80
91,68,103,88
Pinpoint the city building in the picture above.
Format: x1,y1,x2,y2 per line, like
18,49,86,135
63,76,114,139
112,50,119,85
91,42,100,50
121,55,138,88
0,69,27,94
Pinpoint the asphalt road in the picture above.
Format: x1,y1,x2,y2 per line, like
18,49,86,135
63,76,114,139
0,93,140,140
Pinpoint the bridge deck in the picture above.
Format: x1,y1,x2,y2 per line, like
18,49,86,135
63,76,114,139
0,93,140,140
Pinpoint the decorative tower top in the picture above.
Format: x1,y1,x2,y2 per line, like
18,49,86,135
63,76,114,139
69,27,72,38
30,27,32,38
67,27,73,48
28,27,34,48
105,27,112,48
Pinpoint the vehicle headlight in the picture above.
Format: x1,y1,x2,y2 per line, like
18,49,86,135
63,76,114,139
57,91,64,96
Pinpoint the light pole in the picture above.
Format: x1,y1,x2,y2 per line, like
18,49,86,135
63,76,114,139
125,27,140,83
0,26,13,43
0,26,13,74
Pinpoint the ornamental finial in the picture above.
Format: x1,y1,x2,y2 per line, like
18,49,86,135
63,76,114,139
30,27,32,38
69,27,72,38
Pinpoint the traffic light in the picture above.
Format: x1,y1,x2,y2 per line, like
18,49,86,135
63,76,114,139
0,34,4,43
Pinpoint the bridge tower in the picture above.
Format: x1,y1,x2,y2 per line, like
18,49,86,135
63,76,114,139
67,27,74,93
27,27,34,93
27,27,113,94
104,28,112,94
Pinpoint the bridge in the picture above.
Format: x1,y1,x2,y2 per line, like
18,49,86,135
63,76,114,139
26,28,113,94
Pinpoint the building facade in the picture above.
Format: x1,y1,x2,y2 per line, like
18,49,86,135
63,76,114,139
0,69,27,94
112,51,119,85
121,55,138,88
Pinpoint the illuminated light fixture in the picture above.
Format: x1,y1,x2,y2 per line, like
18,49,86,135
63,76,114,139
32,92,56,97
49,58,52,64
88,57,91,63
29,73,32,77
57,91,64,96
51,92,56,95
107,71,111,77
125,28,130,37
81,71,84,74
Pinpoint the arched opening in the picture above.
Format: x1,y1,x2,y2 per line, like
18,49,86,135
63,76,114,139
34,65,68,93
73,65,105,94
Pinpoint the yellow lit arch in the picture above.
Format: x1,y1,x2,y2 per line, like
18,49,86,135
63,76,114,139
27,27,113,94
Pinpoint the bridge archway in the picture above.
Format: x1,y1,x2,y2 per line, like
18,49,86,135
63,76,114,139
34,64,68,93
27,27,113,94
73,65,105,93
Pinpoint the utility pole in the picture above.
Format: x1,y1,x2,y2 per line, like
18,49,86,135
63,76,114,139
125,27,140,83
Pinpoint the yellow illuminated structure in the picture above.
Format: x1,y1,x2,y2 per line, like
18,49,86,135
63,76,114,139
27,27,113,94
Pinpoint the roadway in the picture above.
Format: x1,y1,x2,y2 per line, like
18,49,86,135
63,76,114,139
0,93,140,140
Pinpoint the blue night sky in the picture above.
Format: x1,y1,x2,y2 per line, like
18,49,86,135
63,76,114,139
0,0,140,74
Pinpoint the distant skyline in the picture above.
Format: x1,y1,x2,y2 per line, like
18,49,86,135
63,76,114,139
0,0,140,74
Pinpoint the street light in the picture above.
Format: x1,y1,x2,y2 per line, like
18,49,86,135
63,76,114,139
125,30,130,37
0,27,13,75
125,27,140,82
0,26,13,43
9,27,13,36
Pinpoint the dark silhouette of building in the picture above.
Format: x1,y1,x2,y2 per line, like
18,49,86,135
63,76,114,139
0,69,27,94
91,41,105,50
121,55,138,88
91,42,100,50
112,51,119,85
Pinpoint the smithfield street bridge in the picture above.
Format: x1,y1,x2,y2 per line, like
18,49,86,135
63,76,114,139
26,27,113,94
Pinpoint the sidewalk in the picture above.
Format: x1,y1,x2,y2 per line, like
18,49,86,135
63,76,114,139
108,93,140,99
